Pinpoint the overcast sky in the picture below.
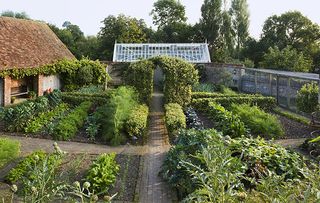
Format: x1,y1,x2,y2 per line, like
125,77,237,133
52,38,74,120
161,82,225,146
1,0,320,39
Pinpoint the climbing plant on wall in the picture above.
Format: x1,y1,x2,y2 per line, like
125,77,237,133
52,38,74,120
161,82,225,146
0,58,110,90
125,56,198,106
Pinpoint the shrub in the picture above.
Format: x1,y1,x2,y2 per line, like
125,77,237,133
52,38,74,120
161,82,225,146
192,83,216,93
52,101,92,140
45,89,62,107
125,104,149,138
0,138,20,168
231,104,284,138
192,96,276,111
296,82,319,113
93,86,138,145
77,85,105,94
86,153,119,193
24,103,69,133
165,103,186,137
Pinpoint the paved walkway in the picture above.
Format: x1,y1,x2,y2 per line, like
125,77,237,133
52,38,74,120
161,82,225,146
274,138,307,148
0,135,147,156
137,92,176,203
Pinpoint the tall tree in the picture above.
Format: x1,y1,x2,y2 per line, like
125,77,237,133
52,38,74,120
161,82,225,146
200,0,223,61
221,0,234,58
230,0,250,58
261,11,320,58
150,0,187,28
98,15,150,60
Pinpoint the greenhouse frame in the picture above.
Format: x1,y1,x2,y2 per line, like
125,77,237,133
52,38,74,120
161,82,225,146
112,43,211,63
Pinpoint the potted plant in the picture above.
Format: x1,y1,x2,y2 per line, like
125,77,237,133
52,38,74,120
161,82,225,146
28,91,36,99
11,96,16,104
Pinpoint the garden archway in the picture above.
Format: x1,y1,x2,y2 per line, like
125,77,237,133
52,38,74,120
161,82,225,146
125,56,199,106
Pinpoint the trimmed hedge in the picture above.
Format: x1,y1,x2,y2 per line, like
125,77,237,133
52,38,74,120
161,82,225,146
192,96,276,111
61,92,110,106
125,104,149,138
165,103,186,137
52,101,92,140
192,92,260,99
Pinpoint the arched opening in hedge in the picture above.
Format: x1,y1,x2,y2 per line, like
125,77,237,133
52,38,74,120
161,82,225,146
124,56,199,106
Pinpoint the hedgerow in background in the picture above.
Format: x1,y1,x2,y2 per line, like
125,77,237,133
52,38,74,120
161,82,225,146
231,104,284,139
94,86,138,145
125,104,149,138
297,82,319,113
86,153,119,193
152,56,198,106
165,103,186,137
0,138,20,168
125,60,155,104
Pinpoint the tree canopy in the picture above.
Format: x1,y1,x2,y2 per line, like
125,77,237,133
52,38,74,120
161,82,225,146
150,0,187,28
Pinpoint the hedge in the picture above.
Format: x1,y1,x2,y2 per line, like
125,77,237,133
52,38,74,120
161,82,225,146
61,93,110,106
52,101,92,140
165,103,186,137
0,138,20,168
191,92,261,99
125,104,149,138
192,96,276,111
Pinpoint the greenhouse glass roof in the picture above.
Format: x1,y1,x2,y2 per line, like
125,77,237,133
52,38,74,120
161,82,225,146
113,43,211,63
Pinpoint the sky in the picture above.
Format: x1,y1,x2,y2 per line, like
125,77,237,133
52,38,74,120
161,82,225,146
1,0,320,39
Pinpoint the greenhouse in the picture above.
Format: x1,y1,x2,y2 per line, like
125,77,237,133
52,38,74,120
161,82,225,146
112,43,211,63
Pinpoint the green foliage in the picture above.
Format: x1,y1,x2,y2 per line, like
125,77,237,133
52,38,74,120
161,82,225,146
161,129,314,202
260,46,313,72
86,153,119,193
192,96,276,111
150,0,187,28
45,89,62,107
0,138,20,168
3,97,50,132
23,103,69,133
93,86,138,145
125,56,198,106
232,104,284,138
192,83,216,93
125,104,149,138
198,102,246,138
98,14,149,60
61,91,111,106
192,91,256,99
230,0,250,57
6,151,47,183
160,129,222,198
85,115,100,141
297,82,319,113
77,85,105,94
152,56,199,106
17,144,65,202
52,101,92,140
165,103,186,137
125,60,155,104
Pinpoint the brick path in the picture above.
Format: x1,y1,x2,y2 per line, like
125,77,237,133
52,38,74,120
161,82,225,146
137,92,176,203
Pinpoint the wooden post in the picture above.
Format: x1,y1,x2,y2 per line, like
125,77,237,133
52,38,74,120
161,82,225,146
287,77,291,108
254,71,258,94
269,73,272,96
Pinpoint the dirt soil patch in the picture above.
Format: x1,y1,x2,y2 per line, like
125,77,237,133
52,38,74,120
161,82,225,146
275,114,318,139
